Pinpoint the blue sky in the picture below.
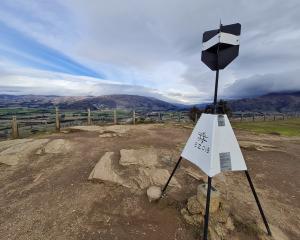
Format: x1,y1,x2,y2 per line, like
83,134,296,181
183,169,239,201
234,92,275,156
0,21,103,79
0,0,299,103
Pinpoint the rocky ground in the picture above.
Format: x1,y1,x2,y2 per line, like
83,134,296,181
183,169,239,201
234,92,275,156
0,123,299,240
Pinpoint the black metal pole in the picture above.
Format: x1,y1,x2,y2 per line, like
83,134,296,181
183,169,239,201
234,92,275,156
202,22,222,240
213,69,219,114
203,176,212,240
213,22,222,115
245,171,272,236
161,156,183,196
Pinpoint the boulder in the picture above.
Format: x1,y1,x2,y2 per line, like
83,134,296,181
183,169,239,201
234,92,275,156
146,186,162,202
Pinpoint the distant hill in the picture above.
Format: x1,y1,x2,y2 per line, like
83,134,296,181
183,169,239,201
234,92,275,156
0,91,299,112
59,95,179,110
0,94,179,111
227,91,300,113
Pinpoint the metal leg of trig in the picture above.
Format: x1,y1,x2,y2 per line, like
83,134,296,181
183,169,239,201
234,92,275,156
203,176,212,240
161,156,182,197
245,170,272,236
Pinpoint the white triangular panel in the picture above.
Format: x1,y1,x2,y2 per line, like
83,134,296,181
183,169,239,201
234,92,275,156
181,114,247,177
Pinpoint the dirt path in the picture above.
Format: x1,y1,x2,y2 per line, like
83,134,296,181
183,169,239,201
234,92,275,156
0,124,299,240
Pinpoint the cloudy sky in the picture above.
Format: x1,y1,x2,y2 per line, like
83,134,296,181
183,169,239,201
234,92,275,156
0,0,299,104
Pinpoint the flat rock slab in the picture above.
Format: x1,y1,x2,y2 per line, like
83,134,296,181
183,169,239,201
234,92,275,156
239,141,278,151
89,149,181,190
70,124,156,135
120,148,158,167
136,167,181,189
99,133,119,138
37,139,73,154
0,139,33,152
69,126,106,132
183,166,204,181
0,139,49,166
89,152,130,188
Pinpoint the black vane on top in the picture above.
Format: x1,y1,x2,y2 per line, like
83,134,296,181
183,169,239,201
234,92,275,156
201,23,241,71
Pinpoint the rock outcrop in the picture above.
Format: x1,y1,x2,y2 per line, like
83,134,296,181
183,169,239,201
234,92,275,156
0,139,49,165
181,183,235,240
120,148,158,167
89,148,181,190
88,152,130,187
37,139,73,154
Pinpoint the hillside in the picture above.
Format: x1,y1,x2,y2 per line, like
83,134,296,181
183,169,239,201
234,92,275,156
227,91,300,112
0,94,178,111
0,92,299,112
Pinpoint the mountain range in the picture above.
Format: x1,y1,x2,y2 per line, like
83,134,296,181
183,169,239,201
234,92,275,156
0,91,299,112
227,91,300,112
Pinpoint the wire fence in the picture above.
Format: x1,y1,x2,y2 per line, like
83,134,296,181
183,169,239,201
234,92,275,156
0,108,299,140
0,109,191,140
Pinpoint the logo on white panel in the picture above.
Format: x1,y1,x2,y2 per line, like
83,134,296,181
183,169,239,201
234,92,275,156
194,131,210,154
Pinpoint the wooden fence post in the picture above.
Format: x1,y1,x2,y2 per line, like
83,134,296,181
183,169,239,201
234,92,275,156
114,110,117,124
133,110,136,125
44,120,48,131
274,115,276,121
282,114,285,120
252,113,255,122
241,114,243,122
55,107,60,131
178,112,181,122
11,116,19,139
87,108,91,125
263,114,266,121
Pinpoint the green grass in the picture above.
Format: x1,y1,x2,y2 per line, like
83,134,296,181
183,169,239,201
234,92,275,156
232,118,300,137
0,107,51,116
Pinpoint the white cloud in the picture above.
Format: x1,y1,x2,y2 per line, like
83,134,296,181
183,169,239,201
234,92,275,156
223,69,300,98
0,0,300,103
0,65,199,103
